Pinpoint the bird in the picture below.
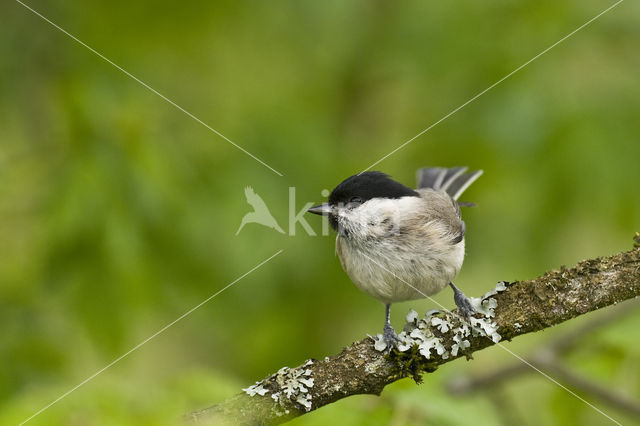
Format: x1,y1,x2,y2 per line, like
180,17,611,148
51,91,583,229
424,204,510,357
236,186,285,235
307,167,482,349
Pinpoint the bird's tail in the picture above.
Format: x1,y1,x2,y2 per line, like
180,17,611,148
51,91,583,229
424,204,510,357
416,167,483,201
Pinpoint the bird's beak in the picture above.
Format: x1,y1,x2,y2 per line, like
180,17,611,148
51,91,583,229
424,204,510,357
307,203,333,216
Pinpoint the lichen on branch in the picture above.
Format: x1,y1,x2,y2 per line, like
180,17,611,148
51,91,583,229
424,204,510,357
188,243,640,426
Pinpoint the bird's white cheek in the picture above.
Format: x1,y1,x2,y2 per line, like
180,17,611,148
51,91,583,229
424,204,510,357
335,210,361,236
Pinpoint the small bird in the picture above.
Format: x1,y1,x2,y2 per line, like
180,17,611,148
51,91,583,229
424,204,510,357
307,167,482,349
236,186,284,235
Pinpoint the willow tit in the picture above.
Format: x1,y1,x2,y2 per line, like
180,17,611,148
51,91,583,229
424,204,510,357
308,167,482,348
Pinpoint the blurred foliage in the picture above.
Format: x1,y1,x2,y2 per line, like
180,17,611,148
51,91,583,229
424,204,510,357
1,0,639,424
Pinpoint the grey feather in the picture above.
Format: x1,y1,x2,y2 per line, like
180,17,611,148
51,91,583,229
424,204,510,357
440,167,468,192
416,167,447,190
447,170,483,200
417,167,482,201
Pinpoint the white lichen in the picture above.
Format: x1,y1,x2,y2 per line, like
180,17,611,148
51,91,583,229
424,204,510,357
431,316,452,333
372,334,388,351
470,316,501,343
394,326,449,358
463,281,508,343
415,334,449,359
470,295,497,318
275,365,315,412
406,309,419,323
243,382,269,396
373,282,506,357
451,331,471,356
483,281,508,297
242,362,315,412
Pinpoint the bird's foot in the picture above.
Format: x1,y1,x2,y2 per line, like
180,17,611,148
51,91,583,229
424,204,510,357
383,323,400,352
451,283,476,319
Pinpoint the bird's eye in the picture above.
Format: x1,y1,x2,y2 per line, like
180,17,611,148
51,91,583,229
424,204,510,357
350,196,362,204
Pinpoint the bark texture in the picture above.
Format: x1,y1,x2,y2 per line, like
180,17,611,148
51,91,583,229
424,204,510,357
188,243,640,425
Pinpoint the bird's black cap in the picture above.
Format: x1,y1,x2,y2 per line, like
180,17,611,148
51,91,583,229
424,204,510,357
328,171,419,205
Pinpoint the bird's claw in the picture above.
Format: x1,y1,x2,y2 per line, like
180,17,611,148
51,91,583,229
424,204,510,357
383,323,400,352
452,284,477,319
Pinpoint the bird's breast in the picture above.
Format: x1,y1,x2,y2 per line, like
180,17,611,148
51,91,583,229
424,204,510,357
336,230,465,304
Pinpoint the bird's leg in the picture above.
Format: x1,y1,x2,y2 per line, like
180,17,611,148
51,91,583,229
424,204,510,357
450,282,476,318
382,303,399,350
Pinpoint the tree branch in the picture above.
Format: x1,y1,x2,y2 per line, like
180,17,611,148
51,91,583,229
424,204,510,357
446,298,640,416
187,242,640,425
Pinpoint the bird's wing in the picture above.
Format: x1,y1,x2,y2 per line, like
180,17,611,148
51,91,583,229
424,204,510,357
415,189,465,244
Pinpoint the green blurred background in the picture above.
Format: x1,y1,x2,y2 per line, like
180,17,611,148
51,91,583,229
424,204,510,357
1,0,639,424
